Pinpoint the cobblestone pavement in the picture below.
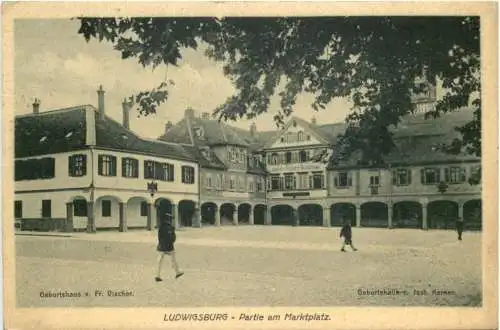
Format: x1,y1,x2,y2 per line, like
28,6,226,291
15,226,482,307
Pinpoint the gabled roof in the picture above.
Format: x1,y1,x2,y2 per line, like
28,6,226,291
15,106,198,162
15,106,89,158
262,116,331,149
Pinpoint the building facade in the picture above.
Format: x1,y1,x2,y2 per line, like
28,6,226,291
14,86,482,233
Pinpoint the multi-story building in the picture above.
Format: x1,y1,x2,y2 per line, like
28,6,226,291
158,108,269,226
14,84,481,233
14,87,200,232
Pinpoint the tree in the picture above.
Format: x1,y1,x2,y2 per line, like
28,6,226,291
77,16,481,161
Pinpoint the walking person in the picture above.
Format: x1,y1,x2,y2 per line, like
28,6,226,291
155,213,184,282
456,217,464,241
340,218,358,252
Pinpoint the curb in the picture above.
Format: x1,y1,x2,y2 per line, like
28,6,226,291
15,232,74,238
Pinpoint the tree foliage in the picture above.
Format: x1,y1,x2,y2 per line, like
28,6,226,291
77,16,481,161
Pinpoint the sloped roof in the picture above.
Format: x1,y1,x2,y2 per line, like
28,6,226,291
15,106,88,158
15,106,198,162
327,109,479,169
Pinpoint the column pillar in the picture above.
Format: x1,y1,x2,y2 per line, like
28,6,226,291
146,203,154,231
388,204,393,229
172,204,179,229
65,202,74,233
323,207,331,227
214,204,221,226
86,201,96,233
422,204,428,230
193,204,202,228
355,206,361,227
265,207,272,225
232,206,239,226
249,206,254,225
119,202,127,232
458,202,464,220
292,208,299,226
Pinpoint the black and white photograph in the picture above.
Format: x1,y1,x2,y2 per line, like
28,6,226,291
4,2,498,330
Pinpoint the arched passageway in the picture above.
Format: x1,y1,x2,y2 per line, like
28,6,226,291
270,205,296,226
463,199,481,230
253,204,267,225
126,197,149,229
201,202,217,225
393,201,422,229
330,203,356,227
238,203,252,224
428,200,458,229
178,200,196,227
297,204,323,226
95,195,122,230
220,203,236,225
360,202,388,227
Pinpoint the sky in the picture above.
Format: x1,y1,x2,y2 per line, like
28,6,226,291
14,19,354,139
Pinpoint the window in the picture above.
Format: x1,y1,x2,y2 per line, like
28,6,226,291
445,166,466,184
144,161,174,181
229,176,235,190
298,131,304,141
299,150,308,163
284,174,296,190
122,158,138,178
297,173,308,189
73,200,87,217
306,135,311,141
102,200,111,217
312,172,325,189
14,201,22,218
140,202,148,217
216,174,223,190
271,153,278,165
285,152,292,164
98,155,117,176
334,172,352,188
248,179,254,192
15,157,55,181
421,168,440,185
392,169,412,186
256,178,263,192
271,175,281,190
182,166,195,184
42,200,51,218
69,154,87,177
369,175,380,186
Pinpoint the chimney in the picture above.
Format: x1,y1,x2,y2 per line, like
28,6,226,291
201,112,210,120
32,98,40,114
165,121,173,134
311,116,317,125
122,98,131,129
185,107,195,119
250,122,257,137
97,85,105,119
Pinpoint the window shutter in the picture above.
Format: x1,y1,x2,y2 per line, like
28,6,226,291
407,169,412,184
444,168,450,182
82,155,87,176
170,164,175,181
348,176,352,187
334,176,338,187
98,156,103,175
181,166,185,183
280,177,284,190
121,158,126,177
460,168,466,182
436,169,441,182
392,170,397,185
293,176,297,189
112,156,117,176
420,169,424,184
68,155,73,176
321,174,325,188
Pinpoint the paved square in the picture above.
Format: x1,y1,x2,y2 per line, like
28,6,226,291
15,226,481,307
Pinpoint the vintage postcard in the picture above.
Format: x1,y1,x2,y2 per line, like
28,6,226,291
3,2,498,329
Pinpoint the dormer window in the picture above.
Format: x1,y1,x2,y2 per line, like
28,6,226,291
65,131,73,139
39,136,47,143
193,127,205,139
121,134,128,140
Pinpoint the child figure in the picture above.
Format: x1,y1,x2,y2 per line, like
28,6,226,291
340,218,358,252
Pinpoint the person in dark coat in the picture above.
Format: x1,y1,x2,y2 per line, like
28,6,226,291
155,213,184,282
340,218,358,252
456,217,464,241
